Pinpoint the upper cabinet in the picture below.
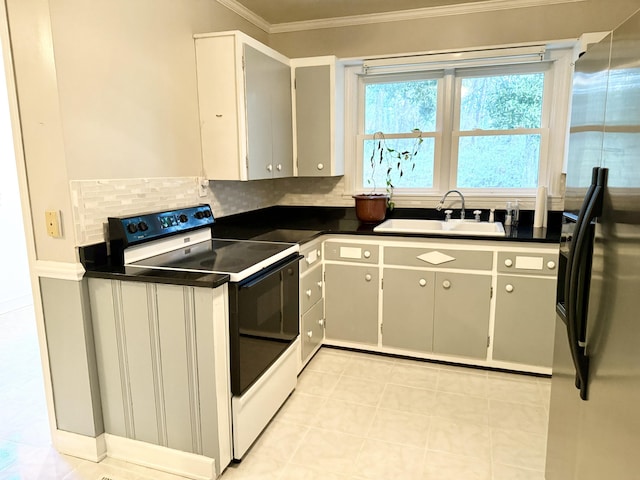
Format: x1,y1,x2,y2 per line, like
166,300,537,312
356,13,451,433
194,31,293,180
291,57,345,177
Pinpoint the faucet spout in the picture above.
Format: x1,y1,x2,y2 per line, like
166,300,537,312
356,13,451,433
436,190,465,220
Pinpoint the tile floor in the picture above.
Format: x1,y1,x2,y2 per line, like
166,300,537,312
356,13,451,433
0,306,551,480
222,347,551,480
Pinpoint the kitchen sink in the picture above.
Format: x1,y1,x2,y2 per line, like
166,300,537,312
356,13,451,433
373,218,506,237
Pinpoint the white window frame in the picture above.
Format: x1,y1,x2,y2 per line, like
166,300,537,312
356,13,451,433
343,43,575,210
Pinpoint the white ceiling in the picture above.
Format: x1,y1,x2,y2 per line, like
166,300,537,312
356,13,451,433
230,0,491,24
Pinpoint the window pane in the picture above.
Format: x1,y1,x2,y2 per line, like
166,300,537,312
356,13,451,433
457,135,540,188
460,73,544,130
363,138,435,189
365,80,438,134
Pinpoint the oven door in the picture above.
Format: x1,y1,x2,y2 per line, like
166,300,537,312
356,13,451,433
228,254,301,396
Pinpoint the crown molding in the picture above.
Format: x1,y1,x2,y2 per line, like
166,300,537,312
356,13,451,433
218,0,586,35
216,0,271,33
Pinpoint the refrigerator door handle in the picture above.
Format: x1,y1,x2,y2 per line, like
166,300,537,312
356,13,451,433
566,168,606,400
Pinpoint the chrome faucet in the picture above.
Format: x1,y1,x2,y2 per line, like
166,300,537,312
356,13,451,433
436,190,465,220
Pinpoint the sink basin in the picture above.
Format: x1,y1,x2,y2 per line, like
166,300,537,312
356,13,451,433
373,218,505,237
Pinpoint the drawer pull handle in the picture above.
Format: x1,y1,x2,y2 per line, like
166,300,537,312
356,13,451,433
442,280,451,289
317,163,324,170
307,330,313,339
365,274,372,282
306,289,312,297
504,259,513,267
317,281,323,288
318,318,325,327
266,164,273,172
364,250,371,259
276,164,283,171
506,284,514,293
547,261,556,269
419,278,427,287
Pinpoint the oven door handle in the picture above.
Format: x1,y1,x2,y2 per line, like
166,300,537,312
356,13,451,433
238,254,302,289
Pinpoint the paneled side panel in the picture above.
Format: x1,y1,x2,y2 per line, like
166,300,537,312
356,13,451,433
120,282,158,444
157,284,198,453
193,287,221,461
88,278,127,437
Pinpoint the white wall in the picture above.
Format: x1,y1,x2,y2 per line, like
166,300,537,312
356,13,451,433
0,31,31,313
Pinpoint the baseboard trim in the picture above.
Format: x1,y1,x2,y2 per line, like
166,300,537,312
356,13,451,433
53,430,107,462
104,434,216,480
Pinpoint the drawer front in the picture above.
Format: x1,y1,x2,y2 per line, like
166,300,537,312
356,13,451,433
324,241,379,264
497,252,559,276
384,247,493,270
301,265,323,314
300,242,323,274
301,300,324,363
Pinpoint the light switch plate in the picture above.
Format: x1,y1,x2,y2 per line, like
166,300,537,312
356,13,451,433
45,210,62,238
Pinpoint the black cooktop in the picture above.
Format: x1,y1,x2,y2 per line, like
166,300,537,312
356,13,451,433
129,239,296,275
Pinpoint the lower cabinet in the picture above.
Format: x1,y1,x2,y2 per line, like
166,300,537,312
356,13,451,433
382,268,434,352
493,275,557,367
301,300,324,362
433,272,492,359
324,263,379,345
87,278,231,474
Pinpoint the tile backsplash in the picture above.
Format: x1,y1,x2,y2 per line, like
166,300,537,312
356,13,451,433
70,175,349,246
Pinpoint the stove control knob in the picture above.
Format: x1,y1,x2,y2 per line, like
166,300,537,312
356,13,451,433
195,211,204,219
127,223,138,234
203,210,212,218
138,221,149,232
178,214,188,223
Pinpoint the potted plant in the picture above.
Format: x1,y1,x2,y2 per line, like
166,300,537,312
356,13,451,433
353,129,423,222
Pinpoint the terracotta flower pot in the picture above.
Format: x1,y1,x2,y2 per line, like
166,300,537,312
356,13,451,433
353,194,389,223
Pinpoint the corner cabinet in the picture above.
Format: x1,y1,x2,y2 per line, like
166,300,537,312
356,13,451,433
194,31,293,180
291,57,344,177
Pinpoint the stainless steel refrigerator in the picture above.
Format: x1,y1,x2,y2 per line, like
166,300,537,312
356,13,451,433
546,8,640,480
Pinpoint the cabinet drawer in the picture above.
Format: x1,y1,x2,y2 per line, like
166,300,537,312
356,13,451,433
324,241,379,264
301,265,323,314
384,247,492,270
300,243,322,274
497,252,559,276
301,301,324,364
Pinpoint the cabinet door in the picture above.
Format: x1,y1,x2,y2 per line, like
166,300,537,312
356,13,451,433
270,57,293,178
382,268,434,352
324,264,379,345
493,275,557,367
433,272,491,359
301,300,324,365
295,64,331,176
244,44,275,180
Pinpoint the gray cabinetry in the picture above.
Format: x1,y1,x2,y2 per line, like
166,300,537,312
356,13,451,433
382,268,434,352
88,278,230,474
325,263,379,346
292,57,344,177
493,251,558,368
301,300,324,363
433,272,492,359
299,240,325,368
194,31,293,180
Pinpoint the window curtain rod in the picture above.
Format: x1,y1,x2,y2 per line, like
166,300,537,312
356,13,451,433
362,45,547,74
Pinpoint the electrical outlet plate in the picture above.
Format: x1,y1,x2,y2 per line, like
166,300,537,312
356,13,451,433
45,210,62,238
198,177,209,197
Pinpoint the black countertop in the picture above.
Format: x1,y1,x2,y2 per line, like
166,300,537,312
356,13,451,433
81,206,561,287
211,206,562,244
